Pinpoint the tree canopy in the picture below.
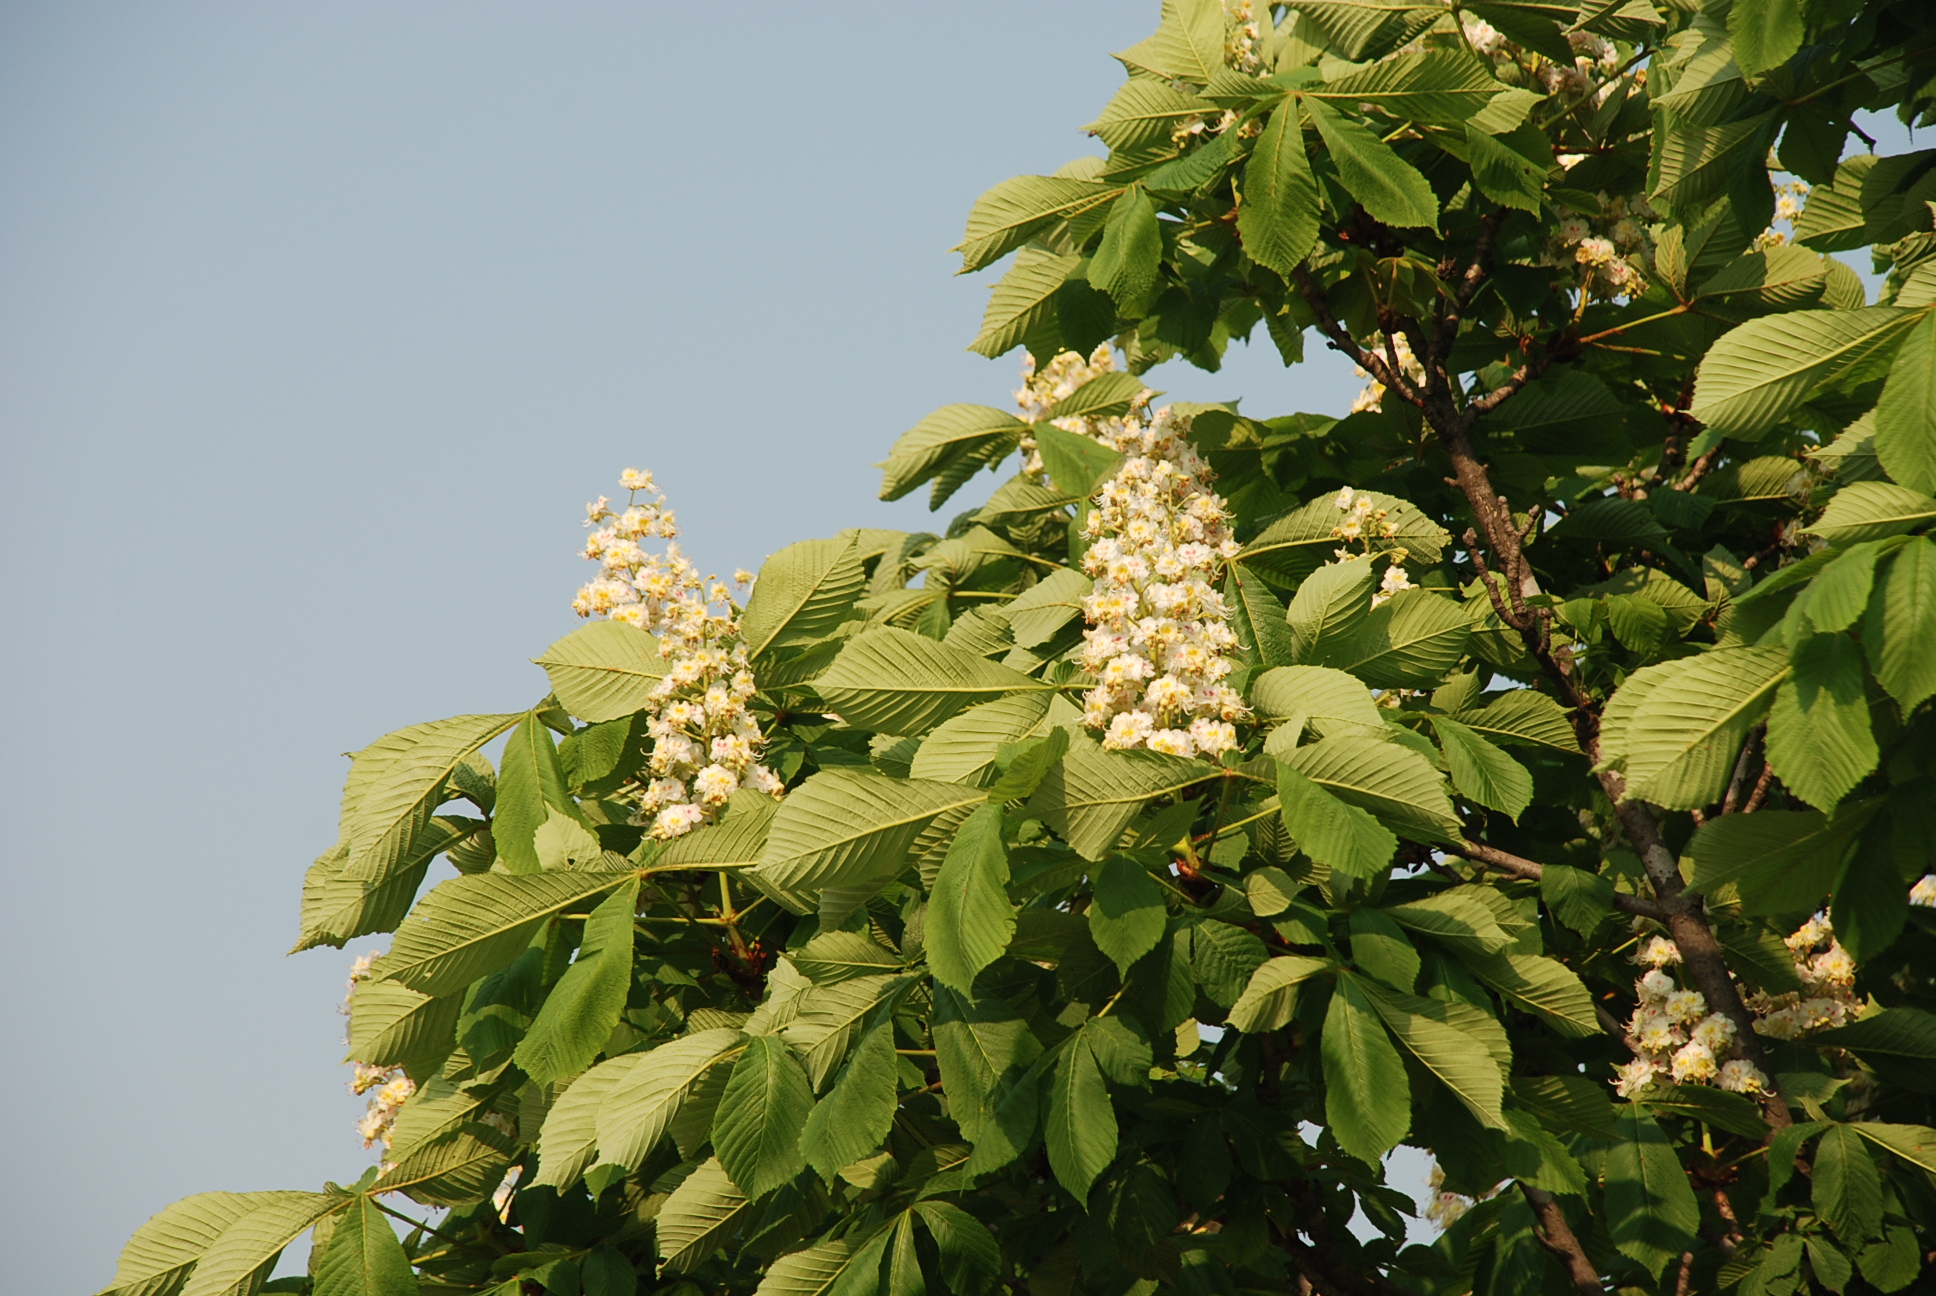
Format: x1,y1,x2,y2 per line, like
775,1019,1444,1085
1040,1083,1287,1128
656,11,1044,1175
102,3,1936,1295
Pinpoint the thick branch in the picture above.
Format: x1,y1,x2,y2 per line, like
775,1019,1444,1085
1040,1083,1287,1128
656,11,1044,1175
1520,1184,1605,1295
1456,838,1667,921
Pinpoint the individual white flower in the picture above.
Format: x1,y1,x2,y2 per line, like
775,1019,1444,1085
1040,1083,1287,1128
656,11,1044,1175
1913,875,1936,907
1637,969,1676,1003
1671,1039,1718,1083
1664,989,1708,1024
1636,936,1681,968
1147,728,1197,756
1614,1058,1661,1098
1691,1013,1736,1052
1718,1059,1769,1094
1104,711,1156,749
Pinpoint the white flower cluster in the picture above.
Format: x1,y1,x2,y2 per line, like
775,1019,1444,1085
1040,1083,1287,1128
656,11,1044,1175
1325,487,1414,608
344,951,415,1154
1547,193,1657,301
1423,1160,1500,1231
1741,913,1862,1041
574,470,783,840
1756,180,1812,249
1614,936,1769,1098
1014,344,1122,479
1222,0,1264,75
1348,332,1425,415
1074,400,1248,759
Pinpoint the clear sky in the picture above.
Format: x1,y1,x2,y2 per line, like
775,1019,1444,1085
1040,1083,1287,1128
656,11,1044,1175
1,4,1370,1286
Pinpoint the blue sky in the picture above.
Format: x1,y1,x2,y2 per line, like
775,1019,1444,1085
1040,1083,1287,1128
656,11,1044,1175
1,5,1365,1286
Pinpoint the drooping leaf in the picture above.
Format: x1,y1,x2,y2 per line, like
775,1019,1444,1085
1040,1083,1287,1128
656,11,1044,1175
1865,536,1936,711
812,626,1052,736
1322,973,1411,1163
590,1027,745,1174
1237,98,1318,278
1431,716,1532,819
1044,1030,1118,1202
495,710,585,874
1807,481,1936,546
1227,955,1332,1033
179,1194,342,1296
926,803,1016,993
1766,634,1880,810
1304,98,1439,230
514,878,640,1084
1251,663,1385,738
1090,187,1162,314
371,871,630,998
312,1195,418,1296
1814,1124,1884,1247
797,1015,899,1181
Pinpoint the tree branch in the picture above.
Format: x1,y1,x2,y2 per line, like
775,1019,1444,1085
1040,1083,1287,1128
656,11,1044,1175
1520,1184,1605,1295
1455,838,1667,920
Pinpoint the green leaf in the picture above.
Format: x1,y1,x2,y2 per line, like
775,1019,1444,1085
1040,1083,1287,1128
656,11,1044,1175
908,692,1059,788
1085,78,1207,153
514,879,639,1084
813,626,1052,736
1815,1124,1884,1246
743,534,866,658
1865,536,1936,710
1430,716,1532,819
1274,763,1398,879
655,1157,754,1273
1604,1103,1701,1277
591,1028,745,1173
1026,736,1212,860
970,249,1079,359
1347,908,1419,991
1540,863,1614,934
180,1194,341,1296
1451,688,1582,753
1322,589,1470,689
927,803,1015,993
1322,974,1411,1163
583,1246,638,1296
1252,663,1384,739
712,1038,809,1201
1792,540,1899,634
1811,1008,1936,1062
1303,98,1438,230
798,1014,899,1181
1308,50,1501,124
1047,372,1146,422
754,1237,874,1296
1689,308,1920,439
372,871,629,998
1464,125,1546,212
1850,1122,1936,1176
1808,481,1936,546
1241,489,1448,588
1114,0,1224,84
1003,567,1090,649
913,1202,1000,1296
339,713,522,885
753,769,982,921
1045,1030,1117,1201
1227,955,1332,1033
1465,952,1599,1038
495,711,584,875
1614,645,1789,810
1352,975,1507,1129
102,1192,295,1296
1512,1074,1618,1138
312,1196,418,1296
1090,187,1162,314
1225,562,1297,669
345,979,459,1073
1285,557,1375,662
984,726,1071,804
534,623,668,723
1380,888,1511,957
530,1057,632,1189
932,984,1043,1151
784,974,916,1092
1729,0,1803,77
1034,423,1126,499
956,175,1120,275
1654,114,1774,210
1640,1084,1770,1140
1278,733,1462,843
879,406,1028,506
1686,804,1874,913
1766,634,1879,809
1237,100,1318,279
1088,857,1168,976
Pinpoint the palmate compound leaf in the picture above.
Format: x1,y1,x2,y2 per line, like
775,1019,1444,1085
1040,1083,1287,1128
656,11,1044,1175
312,1194,418,1296
369,870,631,999
798,1013,900,1181
1605,1103,1702,1277
590,1028,746,1176
655,1157,754,1273
1687,307,1920,438
338,713,523,885
1305,47,1502,124
711,1035,814,1199
179,1193,342,1296
811,626,1053,736
1322,973,1412,1164
533,621,668,723
1766,633,1880,810
1611,645,1790,810
1276,733,1463,844
513,878,640,1085
1236,97,1318,279
1352,974,1508,1129
926,803,1015,993
741,533,867,660
1227,955,1333,1033
1025,735,1214,860
751,769,983,922
99,1192,301,1296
